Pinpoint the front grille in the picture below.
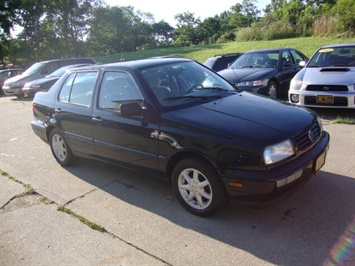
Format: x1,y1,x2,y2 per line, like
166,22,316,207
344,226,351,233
306,85,348,91
293,122,321,151
305,96,348,106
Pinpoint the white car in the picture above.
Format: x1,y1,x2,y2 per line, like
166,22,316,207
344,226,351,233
289,43,355,109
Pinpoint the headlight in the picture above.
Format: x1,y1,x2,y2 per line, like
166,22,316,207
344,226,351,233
290,77,302,90
236,80,262,87
264,139,295,165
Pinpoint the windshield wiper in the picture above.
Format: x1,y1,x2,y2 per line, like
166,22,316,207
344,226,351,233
195,87,231,92
164,95,220,101
242,65,254,68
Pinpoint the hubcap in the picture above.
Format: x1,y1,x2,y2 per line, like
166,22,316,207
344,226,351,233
178,168,212,209
52,134,67,162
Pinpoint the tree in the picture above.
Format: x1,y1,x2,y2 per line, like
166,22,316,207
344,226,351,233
173,12,201,45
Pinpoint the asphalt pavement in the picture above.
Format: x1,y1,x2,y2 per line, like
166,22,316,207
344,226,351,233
0,95,354,265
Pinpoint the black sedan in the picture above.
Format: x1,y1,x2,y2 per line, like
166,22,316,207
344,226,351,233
218,48,308,99
22,63,93,97
31,58,329,216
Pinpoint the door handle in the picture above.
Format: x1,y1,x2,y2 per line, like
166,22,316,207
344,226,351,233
92,116,103,122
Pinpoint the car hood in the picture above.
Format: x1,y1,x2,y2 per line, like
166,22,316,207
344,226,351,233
299,67,355,84
4,73,39,84
25,76,59,86
219,68,276,83
162,92,315,148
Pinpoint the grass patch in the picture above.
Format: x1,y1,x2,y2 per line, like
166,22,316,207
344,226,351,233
39,196,53,204
331,116,355,125
57,206,106,232
1,169,34,194
95,36,355,64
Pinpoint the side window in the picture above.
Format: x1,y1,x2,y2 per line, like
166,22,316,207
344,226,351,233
59,71,98,106
41,62,59,75
99,71,142,110
291,50,304,64
59,73,75,102
282,50,294,65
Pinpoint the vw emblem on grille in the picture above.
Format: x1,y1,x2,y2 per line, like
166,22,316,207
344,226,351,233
323,86,330,90
308,130,314,141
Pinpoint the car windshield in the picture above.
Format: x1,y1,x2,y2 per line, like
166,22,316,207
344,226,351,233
21,63,45,76
141,61,237,107
230,51,279,69
307,45,355,67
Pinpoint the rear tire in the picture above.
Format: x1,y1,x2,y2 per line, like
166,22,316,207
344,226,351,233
172,157,228,217
49,129,77,166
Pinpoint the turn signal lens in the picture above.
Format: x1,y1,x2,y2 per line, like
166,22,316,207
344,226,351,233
228,182,243,188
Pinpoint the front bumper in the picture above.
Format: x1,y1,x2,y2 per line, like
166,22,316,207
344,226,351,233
220,131,330,203
289,90,355,109
3,86,24,97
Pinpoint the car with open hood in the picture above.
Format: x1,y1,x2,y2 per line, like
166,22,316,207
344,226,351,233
30,58,329,216
289,43,355,109
218,48,308,99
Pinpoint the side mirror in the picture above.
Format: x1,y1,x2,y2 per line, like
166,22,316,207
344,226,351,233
120,102,150,118
299,61,306,67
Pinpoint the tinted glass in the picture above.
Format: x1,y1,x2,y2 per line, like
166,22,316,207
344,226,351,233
59,71,98,106
98,71,142,110
231,51,279,68
140,61,236,107
308,45,355,67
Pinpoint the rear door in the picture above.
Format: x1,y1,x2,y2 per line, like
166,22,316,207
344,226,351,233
54,70,99,156
91,70,161,171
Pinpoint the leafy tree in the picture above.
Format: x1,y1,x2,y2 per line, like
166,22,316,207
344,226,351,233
173,12,201,45
152,21,174,46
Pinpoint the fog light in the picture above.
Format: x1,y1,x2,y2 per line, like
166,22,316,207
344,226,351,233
276,169,303,188
291,94,299,103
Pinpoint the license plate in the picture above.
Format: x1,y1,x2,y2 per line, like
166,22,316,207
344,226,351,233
315,151,326,173
317,95,333,104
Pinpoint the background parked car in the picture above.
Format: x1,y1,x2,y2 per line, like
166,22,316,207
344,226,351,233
0,68,23,95
30,57,329,216
204,53,243,72
3,57,96,98
218,48,308,99
289,43,355,109
22,63,94,97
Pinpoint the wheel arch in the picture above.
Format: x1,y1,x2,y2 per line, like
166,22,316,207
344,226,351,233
166,151,218,183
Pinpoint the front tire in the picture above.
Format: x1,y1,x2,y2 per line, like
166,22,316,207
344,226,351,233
49,129,77,166
172,157,228,217
266,80,278,99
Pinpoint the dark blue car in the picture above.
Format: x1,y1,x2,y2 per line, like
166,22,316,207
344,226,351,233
30,58,328,216
219,48,308,99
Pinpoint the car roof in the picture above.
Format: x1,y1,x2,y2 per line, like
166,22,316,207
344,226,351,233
320,43,355,48
73,57,193,71
245,48,295,53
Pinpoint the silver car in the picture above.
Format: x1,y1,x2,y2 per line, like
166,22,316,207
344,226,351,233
289,43,355,109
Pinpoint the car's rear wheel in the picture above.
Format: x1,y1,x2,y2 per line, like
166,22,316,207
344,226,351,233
267,80,278,99
49,129,77,166
172,157,228,217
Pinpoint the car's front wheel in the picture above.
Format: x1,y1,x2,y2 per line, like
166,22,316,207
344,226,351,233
49,129,77,166
172,157,228,217
267,80,278,99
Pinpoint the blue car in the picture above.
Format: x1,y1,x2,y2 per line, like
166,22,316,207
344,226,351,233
219,48,308,99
